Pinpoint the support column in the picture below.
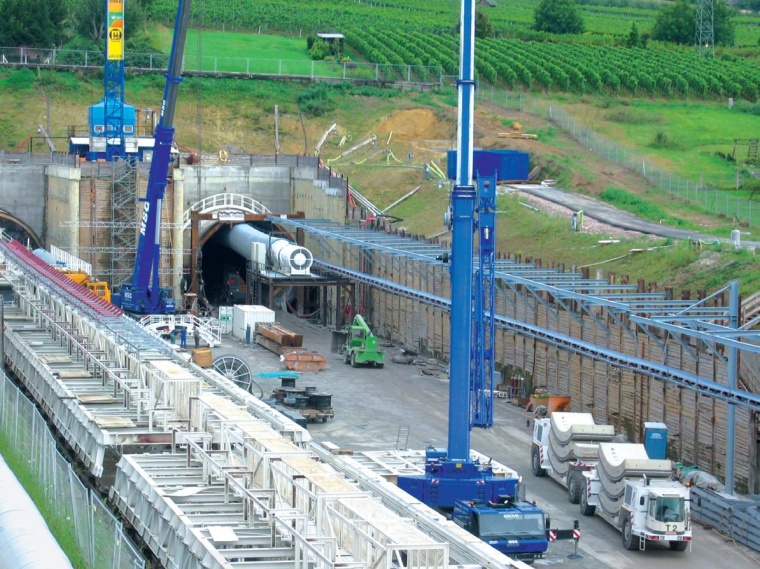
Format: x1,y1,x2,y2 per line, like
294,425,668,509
172,168,185,304
726,280,739,494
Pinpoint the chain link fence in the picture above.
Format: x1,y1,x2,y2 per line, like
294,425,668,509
475,85,758,229
0,371,145,569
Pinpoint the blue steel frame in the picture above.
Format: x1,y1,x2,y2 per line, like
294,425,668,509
471,173,496,428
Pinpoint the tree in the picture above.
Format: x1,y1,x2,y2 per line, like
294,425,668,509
625,22,641,48
652,0,735,47
533,0,585,35
713,0,736,48
475,9,495,39
0,0,69,47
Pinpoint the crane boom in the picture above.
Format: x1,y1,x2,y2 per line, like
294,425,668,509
113,0,193,314
447,0,477,463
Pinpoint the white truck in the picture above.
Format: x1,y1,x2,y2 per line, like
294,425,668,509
531,412,616,504
580,442,692,551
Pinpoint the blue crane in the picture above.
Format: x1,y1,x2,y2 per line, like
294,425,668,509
397,0,549,561
398,0,498,506
112,0,192,314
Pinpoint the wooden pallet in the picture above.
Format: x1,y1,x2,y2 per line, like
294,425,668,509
298,407,335,423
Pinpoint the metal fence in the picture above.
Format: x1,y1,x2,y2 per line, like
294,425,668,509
690,487,760,552
0,371,145,569
476,85,759,228
0,46,442,85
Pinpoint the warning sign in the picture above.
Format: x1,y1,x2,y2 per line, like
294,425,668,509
107,0,124,61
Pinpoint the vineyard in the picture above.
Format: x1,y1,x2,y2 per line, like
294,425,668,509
143,0,760,100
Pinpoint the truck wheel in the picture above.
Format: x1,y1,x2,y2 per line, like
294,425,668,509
579,486,596,516
567,471,581,504
374,362,384,369
531,447,546,477
622,516,639,551
350,353,358,368
669,541,688,551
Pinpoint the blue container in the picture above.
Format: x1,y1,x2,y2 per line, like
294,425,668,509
446,149,530,182
644,422,668,459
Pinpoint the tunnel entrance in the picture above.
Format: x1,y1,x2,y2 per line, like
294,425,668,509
199,223,322,316
199,236,247,307
0,212,42,249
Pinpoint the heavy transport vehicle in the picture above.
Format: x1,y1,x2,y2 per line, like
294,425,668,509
531,412,615,503
580,442,692,551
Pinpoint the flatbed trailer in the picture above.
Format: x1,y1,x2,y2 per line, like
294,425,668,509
299,407,335,423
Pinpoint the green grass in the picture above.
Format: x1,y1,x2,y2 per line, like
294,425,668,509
155,27,312,62
600,186,692,227
0,433,86,568
567,97,760,189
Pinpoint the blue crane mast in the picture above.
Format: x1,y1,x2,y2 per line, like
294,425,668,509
112,0,192,314
472,173,496,428
103,0,126,161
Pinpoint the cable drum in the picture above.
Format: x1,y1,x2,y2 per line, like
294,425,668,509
309,392,332,409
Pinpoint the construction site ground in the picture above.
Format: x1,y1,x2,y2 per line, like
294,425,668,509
208,311,760,569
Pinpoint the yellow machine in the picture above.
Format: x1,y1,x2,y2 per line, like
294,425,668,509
33,247,112,303
64,271,112,303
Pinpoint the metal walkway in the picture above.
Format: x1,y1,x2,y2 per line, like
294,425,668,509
0,235,530,569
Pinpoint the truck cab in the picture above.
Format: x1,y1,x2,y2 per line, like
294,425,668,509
625,482,691,550
452,495,549,563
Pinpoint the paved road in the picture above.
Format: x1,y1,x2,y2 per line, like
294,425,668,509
510,184,760,248
211,312,760,569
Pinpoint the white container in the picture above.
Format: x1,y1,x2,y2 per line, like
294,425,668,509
218,306,233,335
232,305,275,341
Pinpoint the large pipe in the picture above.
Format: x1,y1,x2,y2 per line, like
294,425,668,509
0,454,74,569
221,224,313,276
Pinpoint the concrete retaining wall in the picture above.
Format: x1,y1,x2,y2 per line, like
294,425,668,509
0,163,47,243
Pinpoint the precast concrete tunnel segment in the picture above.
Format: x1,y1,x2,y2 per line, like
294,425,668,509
220,223,314,276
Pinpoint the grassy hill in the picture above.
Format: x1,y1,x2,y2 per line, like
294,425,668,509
1,54,758,297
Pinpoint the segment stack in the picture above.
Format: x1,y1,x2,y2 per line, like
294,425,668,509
547,412,615,476
596,443,673,515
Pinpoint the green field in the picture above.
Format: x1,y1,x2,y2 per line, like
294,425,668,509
154,28,312,62
559,97,760,186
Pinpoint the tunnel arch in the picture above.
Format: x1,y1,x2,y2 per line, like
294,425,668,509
182,193,271,236
0,210,42,249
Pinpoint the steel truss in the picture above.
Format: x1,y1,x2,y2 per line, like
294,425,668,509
274,218,760,412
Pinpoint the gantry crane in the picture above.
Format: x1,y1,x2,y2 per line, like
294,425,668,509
112,0,192,314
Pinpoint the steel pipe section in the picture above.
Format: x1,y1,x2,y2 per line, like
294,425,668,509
0,455,74,569
221,223,313,275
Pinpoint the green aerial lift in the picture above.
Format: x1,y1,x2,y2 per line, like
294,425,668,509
340,315,385,368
